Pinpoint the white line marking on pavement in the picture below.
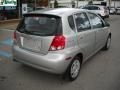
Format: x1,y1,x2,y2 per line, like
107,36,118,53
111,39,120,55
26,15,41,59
0,29,14,32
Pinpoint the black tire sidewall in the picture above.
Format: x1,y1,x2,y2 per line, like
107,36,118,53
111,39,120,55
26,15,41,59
103,35,111,50
105,36,111,50
106,36,111,49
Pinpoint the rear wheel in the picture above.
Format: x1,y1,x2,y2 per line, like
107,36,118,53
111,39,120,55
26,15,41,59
65,56,81,81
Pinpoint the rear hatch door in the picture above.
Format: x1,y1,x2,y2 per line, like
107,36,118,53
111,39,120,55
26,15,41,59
16,14,62,55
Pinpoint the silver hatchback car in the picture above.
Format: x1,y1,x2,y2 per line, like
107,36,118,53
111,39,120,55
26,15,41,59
13,8,111,81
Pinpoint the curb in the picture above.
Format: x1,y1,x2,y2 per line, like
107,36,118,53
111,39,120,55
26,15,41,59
0,19,20,24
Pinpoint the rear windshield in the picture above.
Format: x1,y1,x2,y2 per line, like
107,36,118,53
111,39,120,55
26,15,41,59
104,6,108,10
17,14,62,36
83,6,100,10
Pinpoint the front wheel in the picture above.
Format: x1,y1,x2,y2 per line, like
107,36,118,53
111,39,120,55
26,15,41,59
103,36,111,50
65,56,81,81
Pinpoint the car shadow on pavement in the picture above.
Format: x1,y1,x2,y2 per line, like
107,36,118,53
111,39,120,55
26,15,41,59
16,63,71,83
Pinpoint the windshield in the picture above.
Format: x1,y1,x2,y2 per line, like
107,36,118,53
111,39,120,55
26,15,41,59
17,14,62,36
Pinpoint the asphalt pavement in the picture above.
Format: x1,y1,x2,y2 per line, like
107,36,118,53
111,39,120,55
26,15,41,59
0,15,120,90
0,29,13,59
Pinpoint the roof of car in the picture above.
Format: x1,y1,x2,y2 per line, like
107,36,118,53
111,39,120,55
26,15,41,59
27,8,82,17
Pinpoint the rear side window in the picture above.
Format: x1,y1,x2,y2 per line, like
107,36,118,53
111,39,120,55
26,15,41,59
104,6,108,10
83,6,100,10
92,6,100,10
17,14,62,36
82,6,90,10
68,15,75,30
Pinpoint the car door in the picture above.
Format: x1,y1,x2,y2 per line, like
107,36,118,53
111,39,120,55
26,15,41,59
87,12,108,51
74,12,96,60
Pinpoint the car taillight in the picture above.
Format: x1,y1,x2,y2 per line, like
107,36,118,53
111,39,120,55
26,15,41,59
13,31,16,40
49,35,65,51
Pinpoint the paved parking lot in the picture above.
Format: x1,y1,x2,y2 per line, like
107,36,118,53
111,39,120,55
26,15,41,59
0,30,13,60
0,15,120,90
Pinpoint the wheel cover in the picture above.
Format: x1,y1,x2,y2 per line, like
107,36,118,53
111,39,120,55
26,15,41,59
70,59,80,78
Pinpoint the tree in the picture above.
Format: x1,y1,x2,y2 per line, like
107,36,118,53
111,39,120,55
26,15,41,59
71,1,75,8
88,0,93,5
54,0,58,8
1,0,7,4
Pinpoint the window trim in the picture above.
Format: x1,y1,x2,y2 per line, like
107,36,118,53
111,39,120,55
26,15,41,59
68,15,75,31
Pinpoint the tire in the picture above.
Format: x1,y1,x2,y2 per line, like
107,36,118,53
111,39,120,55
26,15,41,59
65,56,81,81
103,35,111,50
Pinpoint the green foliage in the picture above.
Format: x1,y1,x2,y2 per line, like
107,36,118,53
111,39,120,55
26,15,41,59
1,0,17,5
54,0,58,8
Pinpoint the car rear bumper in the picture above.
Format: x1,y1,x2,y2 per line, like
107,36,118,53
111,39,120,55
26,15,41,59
13,46,72,74
101,15,109,19
100,12,109,18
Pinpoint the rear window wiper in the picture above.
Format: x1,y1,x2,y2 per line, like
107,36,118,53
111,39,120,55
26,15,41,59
18,28,33,34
